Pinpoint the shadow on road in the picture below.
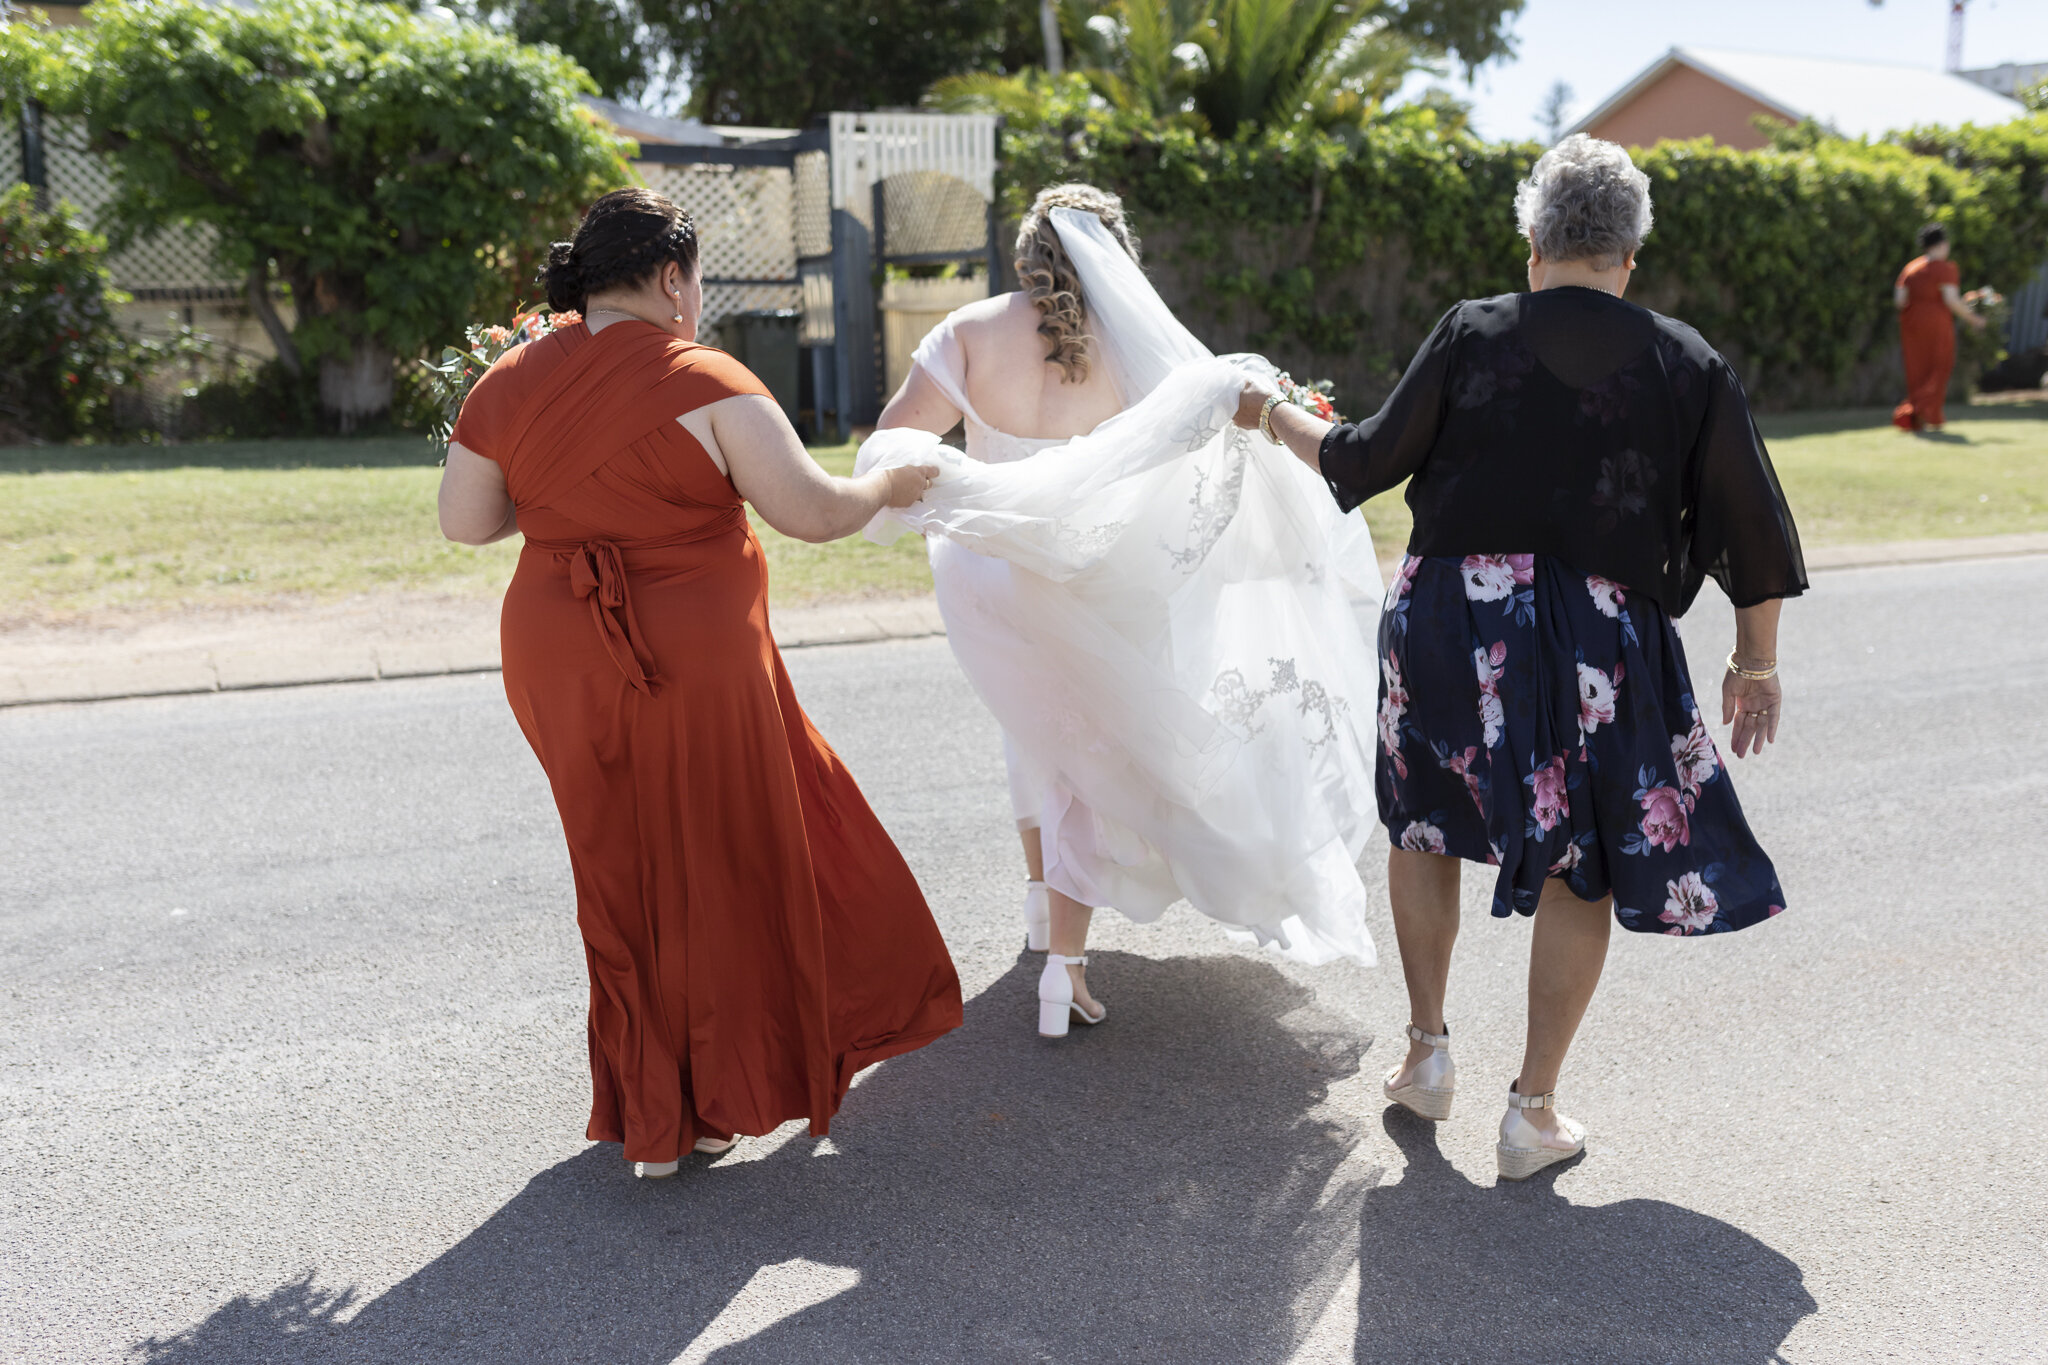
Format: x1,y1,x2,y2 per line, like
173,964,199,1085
1352,1110,1816,1364
127,953,1813,1364
130,951,1371,1364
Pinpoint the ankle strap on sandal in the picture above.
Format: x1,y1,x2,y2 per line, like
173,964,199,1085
1507,1084,1555,1110
1046,953,1088,966
1405,1023,1450,1049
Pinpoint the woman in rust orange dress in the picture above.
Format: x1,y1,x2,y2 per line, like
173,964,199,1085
437,188,959,1179
1892,222,1986,433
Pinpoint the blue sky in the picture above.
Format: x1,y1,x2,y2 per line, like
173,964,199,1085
1410,0,2048,141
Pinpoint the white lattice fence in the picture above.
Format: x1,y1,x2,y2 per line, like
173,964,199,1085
795,150,831,259
0,125,19,193
878,169,990,258
637,159,800,332
38,118,237,296
794,149,834,343
829,112,997,213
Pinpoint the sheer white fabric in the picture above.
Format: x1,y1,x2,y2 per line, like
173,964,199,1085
857,209,1384,965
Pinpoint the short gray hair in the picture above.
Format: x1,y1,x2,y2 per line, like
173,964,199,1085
1514,134,1653,268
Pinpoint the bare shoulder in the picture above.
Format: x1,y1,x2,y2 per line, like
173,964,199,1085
951,292,1044,362
948,291,1035,331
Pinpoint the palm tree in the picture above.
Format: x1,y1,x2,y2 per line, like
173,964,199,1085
1187,0,1429,137
934,0,1436,138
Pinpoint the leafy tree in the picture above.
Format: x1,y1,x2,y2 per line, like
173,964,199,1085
1535,79,1572,143
654,0,1046,127
447,0,668,105
1409,86,1474,139
1380,0,1523,73
0,0,632,427
937,0,1522,138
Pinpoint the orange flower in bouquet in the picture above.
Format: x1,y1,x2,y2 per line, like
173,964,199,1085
426,306,581,447
1273,370,1340,423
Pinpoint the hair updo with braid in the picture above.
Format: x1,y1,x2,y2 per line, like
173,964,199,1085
540,187,700,314
1013,183,1140,385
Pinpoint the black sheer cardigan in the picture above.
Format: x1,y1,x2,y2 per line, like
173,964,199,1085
1318,286,1806,616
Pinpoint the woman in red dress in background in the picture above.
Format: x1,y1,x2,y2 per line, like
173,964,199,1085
1892,222,1986,433
437,189,957,1179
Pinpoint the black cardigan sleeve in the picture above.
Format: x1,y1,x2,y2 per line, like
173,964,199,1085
1682,356,1808,611
1317,305,1460,513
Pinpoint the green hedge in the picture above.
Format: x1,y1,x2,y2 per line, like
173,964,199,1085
995,79,2048,410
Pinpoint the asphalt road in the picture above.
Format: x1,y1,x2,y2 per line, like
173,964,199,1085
3,557,2045,1364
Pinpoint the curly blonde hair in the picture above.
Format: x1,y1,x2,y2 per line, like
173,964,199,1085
1014,184,1141,384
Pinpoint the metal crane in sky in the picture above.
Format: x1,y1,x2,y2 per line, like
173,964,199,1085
1867,0,1968,73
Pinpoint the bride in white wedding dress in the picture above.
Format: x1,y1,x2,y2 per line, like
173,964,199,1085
860,184,1384,1037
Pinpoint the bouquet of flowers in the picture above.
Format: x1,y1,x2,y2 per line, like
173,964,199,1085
1273,370,1340,423
1959,287,2010,386
424,306,579,446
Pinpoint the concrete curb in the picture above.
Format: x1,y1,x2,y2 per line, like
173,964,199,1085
5,536,2043,709
1802,531,2048,572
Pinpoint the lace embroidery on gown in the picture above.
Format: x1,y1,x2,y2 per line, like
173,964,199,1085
860,210,1385,965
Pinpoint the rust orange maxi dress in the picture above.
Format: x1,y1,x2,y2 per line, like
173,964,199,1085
451,319,963,1164
1892,253,1962,431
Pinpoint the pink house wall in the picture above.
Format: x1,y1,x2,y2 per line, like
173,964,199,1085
1585,64,1784,150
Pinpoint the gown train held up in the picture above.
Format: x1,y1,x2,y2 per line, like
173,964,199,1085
857,209,1384,966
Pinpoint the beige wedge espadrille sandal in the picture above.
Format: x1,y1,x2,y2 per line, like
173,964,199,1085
1382,1023,1455,1121
1496,1083,1586,1181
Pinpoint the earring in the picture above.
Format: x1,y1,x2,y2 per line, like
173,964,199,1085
671,290,683,323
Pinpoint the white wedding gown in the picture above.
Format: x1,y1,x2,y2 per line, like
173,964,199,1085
856,208,1384,965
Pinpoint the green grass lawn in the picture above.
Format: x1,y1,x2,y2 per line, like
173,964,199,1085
0,438,930,623
2,404,2042,624
1752,404,2048,544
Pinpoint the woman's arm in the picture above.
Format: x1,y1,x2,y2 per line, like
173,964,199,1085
438,443,520,545
1894,284,1910,311
1689,359,1806,611
1232,387,1333,468
708,394,936,543
1941,282,1988,330
1235,305,1459,512
877,362,965,435
1724,598,1784,758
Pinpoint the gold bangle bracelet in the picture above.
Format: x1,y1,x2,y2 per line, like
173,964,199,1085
1258,392,1285,444
1726,650,1777,681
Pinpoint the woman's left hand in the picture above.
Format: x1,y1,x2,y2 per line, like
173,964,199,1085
881,463,941,508
1233,379,1278,430
1722,669,1783,758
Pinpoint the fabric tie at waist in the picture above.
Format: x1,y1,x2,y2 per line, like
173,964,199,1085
525,507,747,695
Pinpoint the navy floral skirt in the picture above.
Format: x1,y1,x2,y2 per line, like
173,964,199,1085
1379,553,1786,935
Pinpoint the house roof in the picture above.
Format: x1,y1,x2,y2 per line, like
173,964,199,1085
580,96,802,149
1960,62,2048,99
1566,45,2024,143
581,97,726,148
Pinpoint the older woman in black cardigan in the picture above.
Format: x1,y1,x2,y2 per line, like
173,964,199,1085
1238,134,1804,1181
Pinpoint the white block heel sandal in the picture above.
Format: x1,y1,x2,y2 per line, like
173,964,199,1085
634,1134,737,1178
1022,880,1051,952
1382,1023,1456,1121
1496,1084,1587,1181
1037,953,1107,1037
